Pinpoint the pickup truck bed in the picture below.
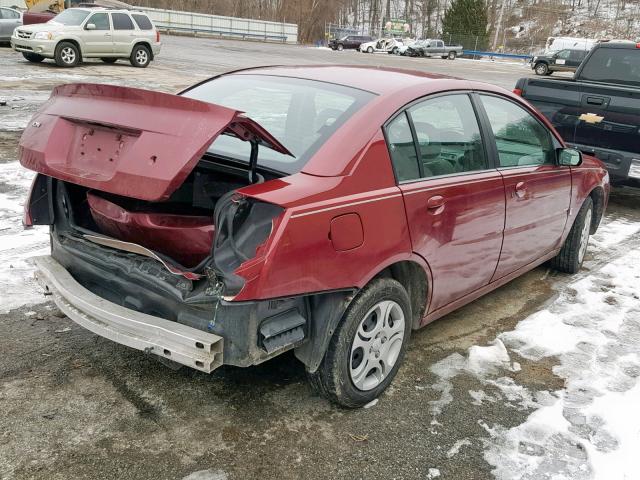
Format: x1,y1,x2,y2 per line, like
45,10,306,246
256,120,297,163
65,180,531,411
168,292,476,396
515,42,640,186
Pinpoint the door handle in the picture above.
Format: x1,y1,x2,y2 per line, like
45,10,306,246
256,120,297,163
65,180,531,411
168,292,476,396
514,182,526,199
426,195,445,213
104,32,111,36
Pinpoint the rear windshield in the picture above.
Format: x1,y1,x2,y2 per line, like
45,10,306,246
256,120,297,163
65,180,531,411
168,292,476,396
50,9,89,26
580,47,640,86
182,74,375,174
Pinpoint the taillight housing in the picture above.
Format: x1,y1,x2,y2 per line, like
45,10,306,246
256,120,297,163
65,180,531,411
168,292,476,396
156,30,160,43
513,88,523,96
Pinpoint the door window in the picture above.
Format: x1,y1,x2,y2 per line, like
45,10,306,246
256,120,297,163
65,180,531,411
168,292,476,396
408,94,486,178
132,14,153,30
480,95,555,167
556,49,571,59
386,112,420,182
87,13,110,30
111,12,134,30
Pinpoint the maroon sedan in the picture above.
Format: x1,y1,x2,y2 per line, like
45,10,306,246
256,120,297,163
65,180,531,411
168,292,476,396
21,66,609,407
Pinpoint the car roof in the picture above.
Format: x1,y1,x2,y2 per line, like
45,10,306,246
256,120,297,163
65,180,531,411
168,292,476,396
230,65,467,95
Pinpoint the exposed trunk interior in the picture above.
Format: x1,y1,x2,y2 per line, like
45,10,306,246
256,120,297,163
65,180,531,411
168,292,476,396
59,154,281,269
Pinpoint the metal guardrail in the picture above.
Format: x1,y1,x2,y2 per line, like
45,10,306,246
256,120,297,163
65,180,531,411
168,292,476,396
133,6,298,44
463,50,533,61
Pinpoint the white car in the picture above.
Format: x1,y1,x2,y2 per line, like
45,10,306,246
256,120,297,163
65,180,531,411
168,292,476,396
359,38,404,54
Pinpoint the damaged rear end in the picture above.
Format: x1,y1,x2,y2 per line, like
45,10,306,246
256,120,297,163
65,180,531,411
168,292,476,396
22,83,308,372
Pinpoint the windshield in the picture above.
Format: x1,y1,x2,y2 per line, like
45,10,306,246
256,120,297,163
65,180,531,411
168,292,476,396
580,48,640,86
182,74,375,174
50,9,89,26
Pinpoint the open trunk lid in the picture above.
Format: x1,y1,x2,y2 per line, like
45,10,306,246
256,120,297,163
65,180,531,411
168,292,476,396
19,83,291,202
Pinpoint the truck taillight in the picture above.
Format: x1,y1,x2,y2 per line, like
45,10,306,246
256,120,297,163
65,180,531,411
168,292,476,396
513,88,523,96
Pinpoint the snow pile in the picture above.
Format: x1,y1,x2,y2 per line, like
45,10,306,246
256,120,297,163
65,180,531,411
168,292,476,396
0,162,50,314
428,218,640,479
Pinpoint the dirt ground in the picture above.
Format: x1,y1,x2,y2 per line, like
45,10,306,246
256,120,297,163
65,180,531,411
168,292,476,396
0,36,638,480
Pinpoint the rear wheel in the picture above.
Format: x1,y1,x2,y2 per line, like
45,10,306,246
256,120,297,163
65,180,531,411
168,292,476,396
101,57,117,64
337,43,344,51
549,197,593,274
130,44,151,68
54,41,80,67
534,62,549,75
367,46,373,53
448,51,457,60
308,278,412,408
22,52,44,63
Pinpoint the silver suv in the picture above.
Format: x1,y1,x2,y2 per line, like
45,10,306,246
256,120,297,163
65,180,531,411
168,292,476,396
11,7,161,68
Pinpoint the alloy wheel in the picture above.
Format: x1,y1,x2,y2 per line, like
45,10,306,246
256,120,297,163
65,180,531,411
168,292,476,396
61,47,76,64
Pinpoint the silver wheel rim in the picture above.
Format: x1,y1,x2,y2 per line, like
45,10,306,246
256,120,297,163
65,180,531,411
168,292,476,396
536,64,546,74
61,47,75,64
349,300,405,391
578,207,592,263
136,49,148,64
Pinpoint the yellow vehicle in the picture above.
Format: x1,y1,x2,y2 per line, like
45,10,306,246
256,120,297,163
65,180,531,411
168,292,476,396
24,0,65,14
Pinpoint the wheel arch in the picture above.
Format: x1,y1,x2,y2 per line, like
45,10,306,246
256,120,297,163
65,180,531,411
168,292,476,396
588,186,606,234
132,41,154,59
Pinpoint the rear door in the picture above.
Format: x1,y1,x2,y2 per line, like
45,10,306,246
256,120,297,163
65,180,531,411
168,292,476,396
476,93,571,279
386,93,505,314
82,12,113,55
110,12,136,55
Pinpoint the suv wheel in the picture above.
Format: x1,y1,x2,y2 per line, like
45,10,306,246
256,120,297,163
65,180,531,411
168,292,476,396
101,58,118,64
534,62,549,75
54,42,80,67
130,44,151,68
337,43,344,51
549,197,593,273
22,52,44,63
308,278,412,408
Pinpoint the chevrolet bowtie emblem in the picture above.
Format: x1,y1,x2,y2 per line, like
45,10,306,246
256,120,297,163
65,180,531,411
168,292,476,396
579,112,604,124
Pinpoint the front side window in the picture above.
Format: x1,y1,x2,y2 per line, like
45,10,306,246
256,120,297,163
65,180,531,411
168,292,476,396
1,8,20,19
50,9,90,26
480,95,555,167
111,12,134,30
556,49,571,59
182,75,374,174
408,94,486,178
87,13,110,30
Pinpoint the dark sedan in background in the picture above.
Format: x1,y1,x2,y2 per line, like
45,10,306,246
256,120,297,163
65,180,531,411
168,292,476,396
329,34,373,51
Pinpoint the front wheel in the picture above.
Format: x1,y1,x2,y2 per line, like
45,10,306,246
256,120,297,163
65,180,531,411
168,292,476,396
54,41,80,67
534,62,549,75
130,44,151,68
447,51,457,60
308,278,412,408
549,197,593,273
337,43,344,51
367,46,373,53
22,52,44,63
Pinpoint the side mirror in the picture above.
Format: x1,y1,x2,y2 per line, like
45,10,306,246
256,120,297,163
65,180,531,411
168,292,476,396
85,23,96,30
558,148,582,167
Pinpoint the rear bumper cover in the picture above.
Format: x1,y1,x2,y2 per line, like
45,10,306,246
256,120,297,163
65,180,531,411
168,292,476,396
34,255,224,372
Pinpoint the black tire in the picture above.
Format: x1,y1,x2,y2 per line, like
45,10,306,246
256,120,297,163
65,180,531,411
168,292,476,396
391,47,398,55
22,52,44,63
307,278,412,408
337,43,344,51
54,41,80,67
549,197,593,274
448,51,457,60
101,57,118,64
130,44,151,68
534,62,549,75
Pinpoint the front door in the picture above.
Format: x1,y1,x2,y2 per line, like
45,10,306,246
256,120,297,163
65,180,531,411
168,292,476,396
82,12,113,55
477,94,572,279
0,8,21,40
385,93,506,314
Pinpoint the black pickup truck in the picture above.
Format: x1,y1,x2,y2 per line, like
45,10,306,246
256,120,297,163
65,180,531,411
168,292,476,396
515,42,640,185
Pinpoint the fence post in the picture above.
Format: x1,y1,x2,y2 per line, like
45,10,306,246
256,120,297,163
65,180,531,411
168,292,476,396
474,36,478,60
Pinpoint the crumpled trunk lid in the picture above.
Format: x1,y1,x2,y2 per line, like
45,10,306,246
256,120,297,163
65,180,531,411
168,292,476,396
19,83,290,202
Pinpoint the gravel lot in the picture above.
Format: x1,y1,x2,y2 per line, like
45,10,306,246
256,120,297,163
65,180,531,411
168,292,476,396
0,35,638,480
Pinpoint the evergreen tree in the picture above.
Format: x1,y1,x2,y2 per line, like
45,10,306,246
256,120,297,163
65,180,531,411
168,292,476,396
441,0,489,50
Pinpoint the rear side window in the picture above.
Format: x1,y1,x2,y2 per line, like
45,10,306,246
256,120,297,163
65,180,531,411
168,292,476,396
480,95,554,167
111,12,134,30
386,113,420,182
132,14,153,30
580,48,640,86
